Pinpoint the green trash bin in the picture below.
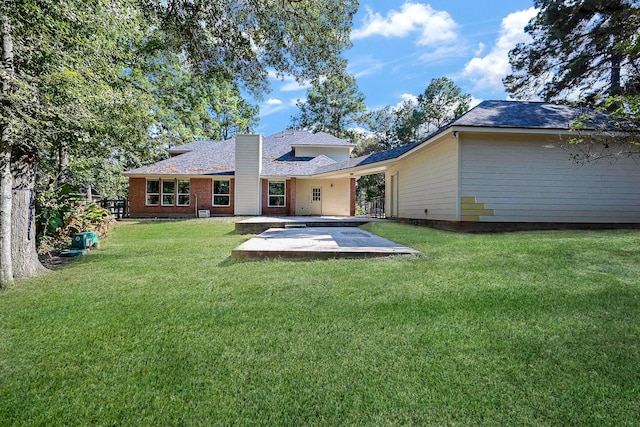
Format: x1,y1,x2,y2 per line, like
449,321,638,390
71,232,94,249
87,231,99,246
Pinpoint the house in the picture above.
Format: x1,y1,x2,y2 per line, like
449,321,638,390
125,100,640,228
124,130,358,217
315,100,640,229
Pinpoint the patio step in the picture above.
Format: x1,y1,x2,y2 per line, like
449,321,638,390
235,217,376,234
284,223,307,229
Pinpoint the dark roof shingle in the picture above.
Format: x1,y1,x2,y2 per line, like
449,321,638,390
127,101,604,177
450,100,604,130
126,129,352,176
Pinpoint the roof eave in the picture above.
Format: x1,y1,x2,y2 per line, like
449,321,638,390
124,172,235,178
452,126,575,135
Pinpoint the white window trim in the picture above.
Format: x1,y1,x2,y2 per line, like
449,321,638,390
146,179,159,206
161,179,176,206
212,179,231,207
268,180,286,208
177,179,190,206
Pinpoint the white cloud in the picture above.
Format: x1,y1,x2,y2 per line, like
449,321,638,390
469,96,483,108
348,56,386,78
399,93,418,105
462,7,538,91
268,70,312,92
352,2,458,46
259,98,288,117
280,79,312,92
418,45,468,63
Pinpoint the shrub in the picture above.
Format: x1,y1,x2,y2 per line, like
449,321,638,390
36,185,116,254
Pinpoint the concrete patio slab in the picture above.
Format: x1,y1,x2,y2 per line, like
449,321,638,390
232,227,420,260
235,216,376,234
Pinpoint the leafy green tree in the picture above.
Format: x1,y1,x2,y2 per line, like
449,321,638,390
505,0,640,100
148,0,358,97
0,0,357,284
136,38,259,146
291,65,367,139
354,78,470,207
1,0,151,281
364,77,471,151
394,77,471,146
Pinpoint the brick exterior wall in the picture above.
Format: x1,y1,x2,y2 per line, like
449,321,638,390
130,176,352,217
129,177,234,216
261,178,293,216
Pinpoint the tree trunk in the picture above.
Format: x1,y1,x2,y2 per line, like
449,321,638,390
610,39,622,97
11,150,47,278
0,132,12,284
1,13,14,285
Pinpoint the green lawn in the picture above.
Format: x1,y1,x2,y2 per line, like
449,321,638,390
1,220,639,426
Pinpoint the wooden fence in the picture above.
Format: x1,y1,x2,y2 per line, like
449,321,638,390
100,199,129,219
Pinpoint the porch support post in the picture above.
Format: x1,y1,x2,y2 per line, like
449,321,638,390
350,178,356,216
289,178,296,216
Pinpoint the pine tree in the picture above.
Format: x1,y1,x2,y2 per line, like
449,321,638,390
291,66,367,139
505,0,640,101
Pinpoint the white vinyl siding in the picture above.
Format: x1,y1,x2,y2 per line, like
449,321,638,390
234,135,262,215
459,134,640,223
294,146,351,162
391,137,459,220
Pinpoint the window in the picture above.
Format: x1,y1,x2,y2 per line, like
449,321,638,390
268,180,286,207
312,187,321,201
162,180,175,206
213,180,230,206
146,179,159,206
177,180,190,206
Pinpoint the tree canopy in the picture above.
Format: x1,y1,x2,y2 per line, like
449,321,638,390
0,0,358,284
146,0,358,97
505,0,640,101
291,64,367,140
350,78,470,204
363,77,471,151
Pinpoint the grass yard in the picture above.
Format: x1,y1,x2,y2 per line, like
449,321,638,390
1,219,639,426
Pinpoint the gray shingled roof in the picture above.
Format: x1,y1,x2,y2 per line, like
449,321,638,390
449,100,604,130
125,130,353,176
314,142,421,175
126,101,605,178
315,100,607,175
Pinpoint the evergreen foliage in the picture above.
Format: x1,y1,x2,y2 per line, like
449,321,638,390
505,0,640,100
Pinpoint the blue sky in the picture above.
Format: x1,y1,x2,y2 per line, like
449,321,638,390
253,1,538,136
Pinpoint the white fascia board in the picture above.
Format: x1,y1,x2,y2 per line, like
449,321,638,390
260,175,293,180
291,143,354,148
123,173,235,179
309,162,393,179
453,126,575,136
291,144,355,153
